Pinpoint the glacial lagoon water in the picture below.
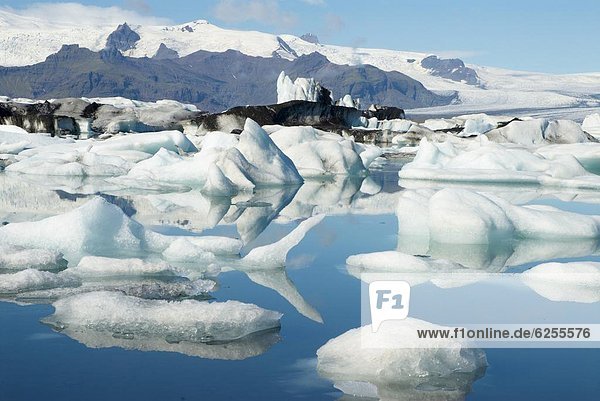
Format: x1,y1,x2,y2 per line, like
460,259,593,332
0,159,599,401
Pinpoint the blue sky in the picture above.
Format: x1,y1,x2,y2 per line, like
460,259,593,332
3,0,599,73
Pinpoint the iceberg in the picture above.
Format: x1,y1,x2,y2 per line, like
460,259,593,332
0,196,242,262
317,319,487,400
583,113,600,137
0,197,163,257
0,269,80,295
485,118,590,145
521,262,600,303
16,278,216,303
120,119,302,190
67,256,181,278
269,126,371,177
396,188,600,245
42,291,282,343
276,71,331,104
399,137,600,189
0,245,66,270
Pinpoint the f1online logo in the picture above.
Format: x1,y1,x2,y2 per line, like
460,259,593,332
369,281,411,332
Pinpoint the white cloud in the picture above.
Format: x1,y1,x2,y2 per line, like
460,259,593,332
0,2,171,26
213,0,297,29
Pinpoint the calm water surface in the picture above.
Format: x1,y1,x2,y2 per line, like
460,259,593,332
0,160,599,401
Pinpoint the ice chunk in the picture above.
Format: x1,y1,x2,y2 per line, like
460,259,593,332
536,143,600,174
486,118,589,145
17,278,216,303
67,256,181,278
317,319,487,400
201,164,237,197
0,197,160,257
88,130,197,154
161,238,219,263
0,246,66,270
42,291,282,342
236,119,303,185
396,188,600,244
346,251,492,288
582,113,600,137
119,119,302,190
270,126,373,177
276,71,331,104
0,196,245,265
6,148,133,176
399,137,600,189
521,262,600,303
0,269,80,294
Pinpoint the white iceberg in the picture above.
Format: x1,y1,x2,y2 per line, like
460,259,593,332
396,188,600,244
276,71,331,104
317,319,487,400
16,278,216,303
0,196,242,262
5,130,196,177
120,119,302,190
0,269,80,295
0,245,66,270
0,197,163,257
521,262,600,303
582,113,600,137
67,256,181,278
399,137,600,189
269,126,373,177
42,291,282,342
485,118,590,145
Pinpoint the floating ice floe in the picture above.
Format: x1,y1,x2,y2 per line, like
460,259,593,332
276,71,331,104
120,119,302,191
67,256,181,278
4,130,196,177
396,188,600,245
269,126,379,177
0,196,242,263
0,245,66,270
15,277,216,303
0,124,74,155
582,113,600,138
317,319,487,400
345,251,488,287
521,262,600,303
0,269,80,295
399,136,600,189
536,142,600,174
42,291,282,343
485,118,591,145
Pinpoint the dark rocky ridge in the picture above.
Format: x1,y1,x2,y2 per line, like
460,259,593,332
153,43,179,60
105,23,141,51
420,55,479,85
0,96,405,143
0,45,456,112
300,33,320,44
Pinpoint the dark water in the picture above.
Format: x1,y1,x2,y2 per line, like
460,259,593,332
1,168,599,400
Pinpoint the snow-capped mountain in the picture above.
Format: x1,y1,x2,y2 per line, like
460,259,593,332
1,8,599,117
